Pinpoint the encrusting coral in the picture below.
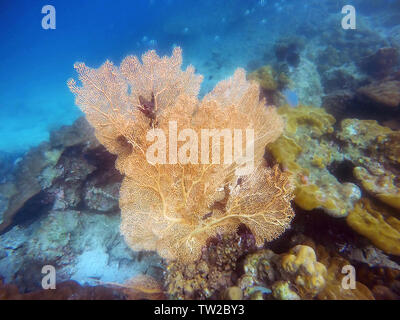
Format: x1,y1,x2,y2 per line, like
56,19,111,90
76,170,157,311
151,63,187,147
234,240,377,300
68,47,295,263
236,245,327,300
338,119,400,211
346,198,400,256
267,105,361,217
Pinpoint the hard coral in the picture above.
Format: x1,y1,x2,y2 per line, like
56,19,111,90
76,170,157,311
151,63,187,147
338,119,400,210
354,167,400,210
165,231,256,300
347,199,400,256
268,105,361,217
236,245,327,300
279,245,327,299
68,48,295,263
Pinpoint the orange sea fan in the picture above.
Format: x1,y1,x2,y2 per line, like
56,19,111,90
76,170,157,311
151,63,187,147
68,48,295,263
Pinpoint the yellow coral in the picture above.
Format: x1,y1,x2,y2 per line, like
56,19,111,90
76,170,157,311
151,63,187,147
294,184,334,211
354,167,400,210
280,245,327,298
338,119,400,211
68,48,295,263
268,135,302,173
346,198,400,256
311,152,331,169
383,132,400,164
271,281,300,300
268,105,360,217
338,119,392,148
267,105,335,177
277,105,335,136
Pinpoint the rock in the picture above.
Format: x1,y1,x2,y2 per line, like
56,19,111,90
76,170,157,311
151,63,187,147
0,278,126,300
322,90,357,121
0,117,119,233
357,79,400,109
83,164,121,213
50,117,99,150
346,245,400,270
0,143,63,233
321,66,365,93
0,209,163,291
360,47,399,79
288,56,323,106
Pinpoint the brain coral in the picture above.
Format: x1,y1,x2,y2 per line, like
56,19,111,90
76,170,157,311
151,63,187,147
68,48,294,263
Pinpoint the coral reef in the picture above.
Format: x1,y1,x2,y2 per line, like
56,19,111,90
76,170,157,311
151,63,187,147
165,229,256,299
0,118,100,233
2,1,400,301
267,105,400,259
316,254,375,300
68,48,295,263
279,245,327,298
233,241,377,300
357,264,400,300
268,105,361,217
338,119,400,211
236,245,327,300
268,105,400,224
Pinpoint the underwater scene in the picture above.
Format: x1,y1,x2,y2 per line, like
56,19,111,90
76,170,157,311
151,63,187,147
0,0,400,301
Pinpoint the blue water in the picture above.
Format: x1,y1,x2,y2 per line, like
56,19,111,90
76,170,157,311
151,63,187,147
0,0,398,153
283,89,299,107
0,0,334,152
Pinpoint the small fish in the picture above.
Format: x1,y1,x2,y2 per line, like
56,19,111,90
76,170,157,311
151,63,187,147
250,286,272,295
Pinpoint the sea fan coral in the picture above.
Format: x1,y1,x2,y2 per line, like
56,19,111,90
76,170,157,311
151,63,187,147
68,47,294,263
